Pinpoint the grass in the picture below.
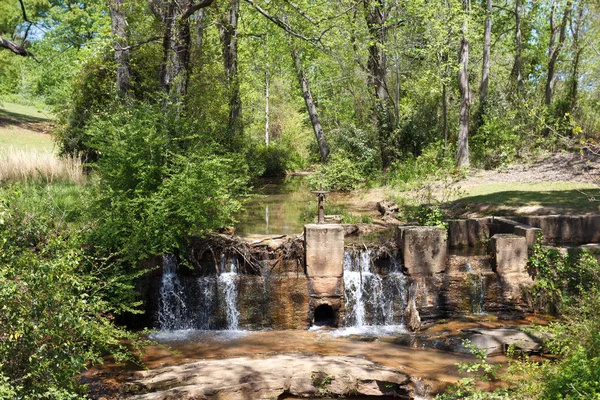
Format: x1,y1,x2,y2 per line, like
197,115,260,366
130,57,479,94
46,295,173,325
0,182,89,227
449,181,600,215
0,148,84,184
0,101,55,153
0,101,54,121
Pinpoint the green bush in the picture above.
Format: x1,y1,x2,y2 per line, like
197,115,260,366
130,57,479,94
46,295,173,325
251,142,306,177
387,141,457,189
307,151,364,191
471,111,521,169
0,190,147,399
404,204,447,228
86,103,250,260
307,126,380,191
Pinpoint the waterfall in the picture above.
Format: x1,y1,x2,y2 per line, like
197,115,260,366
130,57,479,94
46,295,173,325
343,249,407,328
466,263,485,314
157,254,241,331
218,256,241,330
157,254,187,330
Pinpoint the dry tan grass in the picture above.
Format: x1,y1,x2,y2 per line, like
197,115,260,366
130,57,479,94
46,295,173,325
0,147,85,184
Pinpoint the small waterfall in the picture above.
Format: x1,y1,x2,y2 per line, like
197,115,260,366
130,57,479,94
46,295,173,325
157,254,242,331
158,254,187,330
218,255,241,330
343,249,407,328
466,263,485,314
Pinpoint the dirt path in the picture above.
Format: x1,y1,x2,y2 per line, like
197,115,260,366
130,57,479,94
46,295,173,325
459,151,600,187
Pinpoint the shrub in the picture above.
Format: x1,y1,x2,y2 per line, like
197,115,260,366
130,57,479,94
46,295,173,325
308,151,364,191
86,103,250,260
0,191,147,398
471,112,521,169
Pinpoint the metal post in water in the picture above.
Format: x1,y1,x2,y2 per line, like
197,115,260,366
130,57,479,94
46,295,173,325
311,186,330,224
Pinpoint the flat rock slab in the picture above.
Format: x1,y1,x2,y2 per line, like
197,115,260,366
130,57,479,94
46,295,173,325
126,354,410,399
463,327,543,355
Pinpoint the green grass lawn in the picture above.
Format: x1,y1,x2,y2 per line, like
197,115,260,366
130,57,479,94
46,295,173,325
0,101,55,153
451,181,600,214
0,101,54,121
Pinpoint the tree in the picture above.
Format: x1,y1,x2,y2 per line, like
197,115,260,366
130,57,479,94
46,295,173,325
478,0,492,123
149,0,215,101
109,0,131,97
457,0,470,168
545,0,571,106
218,0,242,141
291,46,330,162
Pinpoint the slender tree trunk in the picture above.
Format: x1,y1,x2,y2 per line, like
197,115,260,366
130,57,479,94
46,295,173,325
160,2,192,100
195,9,206,48
457,0,470,168
545,0,571,106
570,4,583,112
442,82,448,151
291,47,329,163
151,0,214,102
364,0,395,166
514,0,523,93
479,0,492,109
265,70,270,146
219,0,242,140
109,0,131,97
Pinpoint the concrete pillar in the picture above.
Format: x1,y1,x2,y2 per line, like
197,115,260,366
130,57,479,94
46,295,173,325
397,226,447,276
305,224,344,279
304,224,345,326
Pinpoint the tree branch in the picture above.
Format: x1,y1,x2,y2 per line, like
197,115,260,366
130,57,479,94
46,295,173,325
182,0,215,20
243,0,319,42
0,37,39,62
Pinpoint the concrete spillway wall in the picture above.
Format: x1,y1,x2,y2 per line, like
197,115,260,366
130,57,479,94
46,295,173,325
134,215,600,331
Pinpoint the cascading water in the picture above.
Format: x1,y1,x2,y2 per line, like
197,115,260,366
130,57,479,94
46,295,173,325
157,254,241,332
465,263,485,314
343,249,407,329
218,255,241,331
158,254,187,330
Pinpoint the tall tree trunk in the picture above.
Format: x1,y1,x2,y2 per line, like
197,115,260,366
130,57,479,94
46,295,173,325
109,0,131,97
569,3,583,112
265,69,270,146
364,0,394,166
457,0,470,168
151,0,214,102
219,0,242,140
545,0,571,106
291,47,330,163
364,0,389,106
514,0,523,93
479,0,492,111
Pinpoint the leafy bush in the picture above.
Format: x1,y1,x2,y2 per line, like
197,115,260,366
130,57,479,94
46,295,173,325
86,103,250,260
471,111,521,169
307,126,379,191
0,190,147,399
404,204,447,228
387,141,457,189
250,142,306,177
308,151,364,191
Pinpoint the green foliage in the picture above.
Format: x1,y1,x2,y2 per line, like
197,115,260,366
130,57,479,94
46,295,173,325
308,151,364,191
404,204,447,228
437,340,509,400
471,111,522,170
86,103,250,260
250,142,306,177
387,141,459,190
526,233,600,314
0,187,148,399
307,126,380,191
